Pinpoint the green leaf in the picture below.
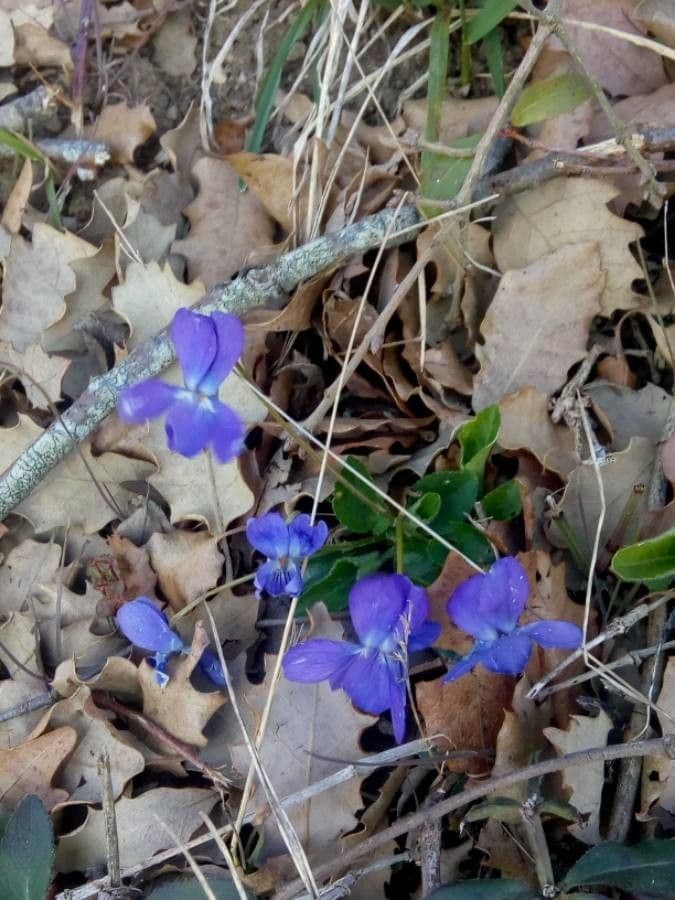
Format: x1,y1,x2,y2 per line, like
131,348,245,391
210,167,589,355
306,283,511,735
402,536,449,585
463,797,521,824
611,528,675,583
443,521,494,567
407,492,442,524
332,456,392,535
0,129,45,163
146,875,253,899
465,0,519,44
511,72,593,127
421,133,480,205
458,405,500,485
424,8,452,143
0,795,54,900
411,470,479,525
297,550,387,614
303,537,383,583
428,879,537,900
482,28,505,96
482,480,522,521
539,799,579,822
562,839,675,897
246,0,325,153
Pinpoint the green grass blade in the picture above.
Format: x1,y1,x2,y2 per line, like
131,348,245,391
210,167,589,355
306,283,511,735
482,27,505,96
246,0,325,153
423,7,452,144
465,0,519,45
0,128,44,162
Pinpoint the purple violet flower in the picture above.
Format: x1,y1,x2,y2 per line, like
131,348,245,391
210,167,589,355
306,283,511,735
116,597,227,688
118,307,245,462
246,512,329,597
283,573,440,743
116,597,185,686
443,557,582,683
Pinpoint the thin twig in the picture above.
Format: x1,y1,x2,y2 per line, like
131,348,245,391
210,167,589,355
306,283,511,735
98,751,121,889
0,689,57,722
274,734,675,899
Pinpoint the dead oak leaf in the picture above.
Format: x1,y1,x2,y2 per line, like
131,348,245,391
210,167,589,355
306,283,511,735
173,156,276,289
55,786,218,873
139,630,226,749
586,381,672,451
544,710,613,844
111,260,205,349
227,152,306,232
499,387,578,477
0,416,153,533
493,178,643,314
473,242,604,410
0,224,97,351
85,101,156,165
0,726,76,812
33,686,144,803
147,529,223,611
0,614,45,749
640,656,675,817
227,604,372,860
0,338,68,407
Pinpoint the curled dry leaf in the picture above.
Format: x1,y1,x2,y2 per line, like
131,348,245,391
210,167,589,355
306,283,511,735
147,529,223,611
227,604,373,859
0,416,153,533
493,178,643,315
499,387,578,477
33,686,145,803
99,533,158,608
55,787,218,873
0,726,77,812
227,152,307,233
173,156,276,289
585,381,672,451
544,710,613,844
53,656,140,703
85,101,157,165
473,242,604,410
2,157,32,235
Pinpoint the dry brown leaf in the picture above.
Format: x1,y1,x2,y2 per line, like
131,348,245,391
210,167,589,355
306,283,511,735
544,710,613,844
590,83,675,141
53,655,140,703
552,437,655,561
586,381,672,450
227,152,306,232
0,613,45,749
117,198,176,273
55,786,218,873
640,657,675,816
0,338,68,407
473,242,604,410
417,669,514,776
42,241,116,355
499,388,578,477
634,0,675,47
173,156,276,289
1,157,32,234
100,534,158,607
0,726,77,812
13,22,71,69
86,101,156,165
33,686,144,803
227,604,372,859
112,260,205,349
153,11,197,77
403,95,499,144
147,529,223,611
426,551,479,651
0,538,62,607
492,178,643,314
0,10,14,66
0,416,153,533
544,0,667,97
0,224,97,351
138,630,226,749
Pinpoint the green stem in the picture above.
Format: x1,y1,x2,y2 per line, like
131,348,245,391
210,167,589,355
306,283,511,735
395,516,405,574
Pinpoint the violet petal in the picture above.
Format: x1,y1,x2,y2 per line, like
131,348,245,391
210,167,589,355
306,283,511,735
479,632,533,676
171,308,218,392
246,512,290,559
211,401,245,463
118,380,179,424
348,573,408,649
519,620,582,649
197,312,245,396
287,515,328,558
116,598,184,655
283,639,361,683
339,648,396,716
164,396,214,458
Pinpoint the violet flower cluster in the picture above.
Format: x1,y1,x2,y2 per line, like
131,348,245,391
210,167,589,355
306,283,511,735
246,512,328,598
118,307,245,462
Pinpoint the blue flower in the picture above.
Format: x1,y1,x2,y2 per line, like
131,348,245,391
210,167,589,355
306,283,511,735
283,573,440,743
442,557,582,683
118,307,245,462
116,597,227,688
246,512,328,597
116,597,185,686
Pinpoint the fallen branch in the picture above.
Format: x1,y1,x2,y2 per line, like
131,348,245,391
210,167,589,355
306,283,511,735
275,734,675,899
0,205,420,522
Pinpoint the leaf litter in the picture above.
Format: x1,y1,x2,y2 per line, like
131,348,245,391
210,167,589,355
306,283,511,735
0,1,672,899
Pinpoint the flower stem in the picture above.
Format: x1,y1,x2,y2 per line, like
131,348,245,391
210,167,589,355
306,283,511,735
395,517,405,574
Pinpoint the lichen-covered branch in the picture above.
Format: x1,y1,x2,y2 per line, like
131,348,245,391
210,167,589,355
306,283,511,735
0,205,420,521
